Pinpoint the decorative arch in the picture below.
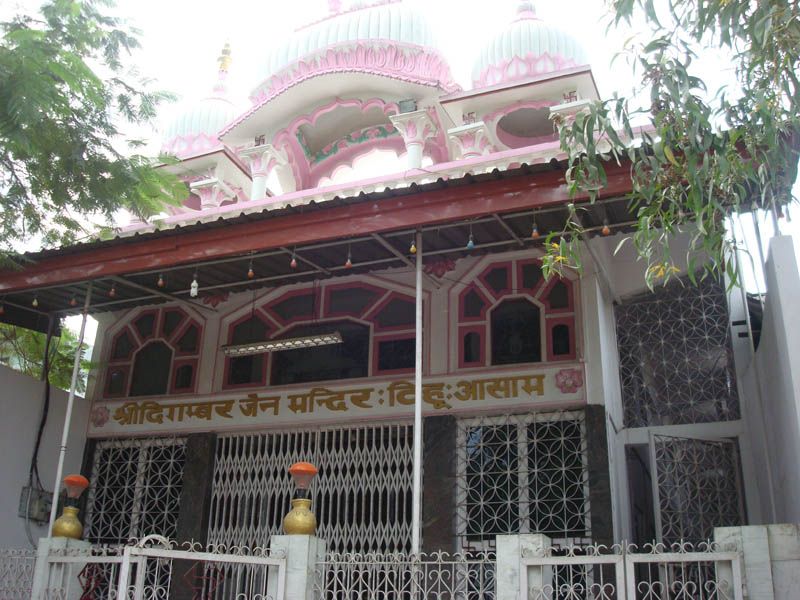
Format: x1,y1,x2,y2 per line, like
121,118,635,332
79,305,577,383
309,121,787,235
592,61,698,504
103,307,203,398
221,279,419,389
454,256,577,369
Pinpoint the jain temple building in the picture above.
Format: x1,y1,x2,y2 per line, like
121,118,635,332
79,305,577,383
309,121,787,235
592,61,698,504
2,1,800,599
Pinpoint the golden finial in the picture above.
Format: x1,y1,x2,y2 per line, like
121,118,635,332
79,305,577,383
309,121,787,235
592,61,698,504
218,42,232,73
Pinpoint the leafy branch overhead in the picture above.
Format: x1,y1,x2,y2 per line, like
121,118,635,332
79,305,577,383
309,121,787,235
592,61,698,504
0,323,90,393
543,0,800,288
0,0,187,254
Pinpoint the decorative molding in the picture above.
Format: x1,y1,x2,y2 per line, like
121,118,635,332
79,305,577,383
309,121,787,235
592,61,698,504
190,177,237,210
423,258,456,279
389,109,437,148
161,132,225,160
239,143,290,176
473,52,581,88
224,41,460,138
448,121,494,160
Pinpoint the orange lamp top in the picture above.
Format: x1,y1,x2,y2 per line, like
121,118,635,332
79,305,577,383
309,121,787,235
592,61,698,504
288,462,318,490
63,474,89,499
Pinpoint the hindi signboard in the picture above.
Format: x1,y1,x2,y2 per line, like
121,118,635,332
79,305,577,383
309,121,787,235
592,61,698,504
88,363,586,436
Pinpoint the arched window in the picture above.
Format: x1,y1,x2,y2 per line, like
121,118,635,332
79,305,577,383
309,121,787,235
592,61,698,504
456,258,577,368
104,308,202,398
130,341,173,396
491,299,541,365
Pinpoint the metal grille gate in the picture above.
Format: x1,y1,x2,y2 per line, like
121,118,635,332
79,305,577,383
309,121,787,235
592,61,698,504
85,437,187,544
650,434,744,544
208,422,414,554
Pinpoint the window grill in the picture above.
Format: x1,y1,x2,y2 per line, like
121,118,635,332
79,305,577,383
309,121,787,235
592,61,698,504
615,277,740,428
455,410,591,551
83,437,187,544
208,422,414,554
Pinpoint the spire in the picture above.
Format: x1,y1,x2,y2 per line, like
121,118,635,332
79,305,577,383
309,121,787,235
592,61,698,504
217,42,232,74
515,0,538,20
212,42,232,96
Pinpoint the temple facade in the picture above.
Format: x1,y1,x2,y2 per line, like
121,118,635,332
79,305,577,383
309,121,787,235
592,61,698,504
2,2,798,598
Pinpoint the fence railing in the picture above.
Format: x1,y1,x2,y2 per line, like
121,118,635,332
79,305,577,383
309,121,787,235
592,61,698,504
31,535,286,600
315,551,495,600
21,536,747,600
0,548,37,600
520,541,743,600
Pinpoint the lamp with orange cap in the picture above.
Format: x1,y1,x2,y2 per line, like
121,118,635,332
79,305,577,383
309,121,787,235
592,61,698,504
282,462,318,535
51,474,89,539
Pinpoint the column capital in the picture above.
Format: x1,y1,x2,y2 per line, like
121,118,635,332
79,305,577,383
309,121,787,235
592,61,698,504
448,121,494,160
389,110,438,148
240,143,289,176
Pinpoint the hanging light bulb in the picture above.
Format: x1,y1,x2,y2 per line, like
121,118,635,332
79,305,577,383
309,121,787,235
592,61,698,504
531,222,540,239
109,284,117,298
601,220,611,236
32,297,39,308
466,223,475,250
157,273,165,288
190,272,199,298
344,244,353,268
69,296,78,307
409,236,417,255
247,259,255,279
290,255,298,269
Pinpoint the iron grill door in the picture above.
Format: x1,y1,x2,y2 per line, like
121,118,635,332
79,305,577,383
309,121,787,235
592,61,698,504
649,433,744,544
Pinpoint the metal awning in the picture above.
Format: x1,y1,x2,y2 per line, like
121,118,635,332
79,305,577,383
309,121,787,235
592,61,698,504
0,161,636,329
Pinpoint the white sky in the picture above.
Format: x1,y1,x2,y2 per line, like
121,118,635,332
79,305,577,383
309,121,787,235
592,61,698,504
41,0,798,338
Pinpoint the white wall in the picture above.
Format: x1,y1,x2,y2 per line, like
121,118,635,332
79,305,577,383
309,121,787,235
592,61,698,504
0,365,89,548
740,236,800,524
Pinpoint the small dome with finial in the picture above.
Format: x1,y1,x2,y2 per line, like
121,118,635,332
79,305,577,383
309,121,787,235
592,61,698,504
161,43,239,158
471,0,588,88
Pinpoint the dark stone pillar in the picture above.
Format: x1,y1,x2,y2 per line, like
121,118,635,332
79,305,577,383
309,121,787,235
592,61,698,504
422,415,458,554
171,432,217,600
585,405,613,546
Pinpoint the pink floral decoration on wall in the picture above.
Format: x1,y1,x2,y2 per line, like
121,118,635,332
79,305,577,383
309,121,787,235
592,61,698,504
554,368,584,394
90,406,110,428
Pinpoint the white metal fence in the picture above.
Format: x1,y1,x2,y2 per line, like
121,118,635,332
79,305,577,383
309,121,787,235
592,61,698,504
34,535,286,600
315,551,495,600
0,548,37,600
520,541,743,600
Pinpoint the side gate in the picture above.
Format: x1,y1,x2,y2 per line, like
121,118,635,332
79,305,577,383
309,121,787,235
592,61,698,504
520,542,744,600
115,536,287,600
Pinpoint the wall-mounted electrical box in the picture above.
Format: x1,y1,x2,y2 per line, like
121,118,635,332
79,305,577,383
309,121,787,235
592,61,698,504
18,486,53,523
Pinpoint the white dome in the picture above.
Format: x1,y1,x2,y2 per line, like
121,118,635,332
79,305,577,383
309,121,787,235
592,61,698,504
471,1,588,88
161,47,239,158
250,1,458,102
162,94,237,143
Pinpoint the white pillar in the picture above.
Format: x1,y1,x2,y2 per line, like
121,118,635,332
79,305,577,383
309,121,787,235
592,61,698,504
412,231,423,555
715,525,783,599
251,173,269,200
241,143,293,197
48,283,92,534
496,534,552,600
268,535,326,600
30,537,92,600
389,110,437,170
